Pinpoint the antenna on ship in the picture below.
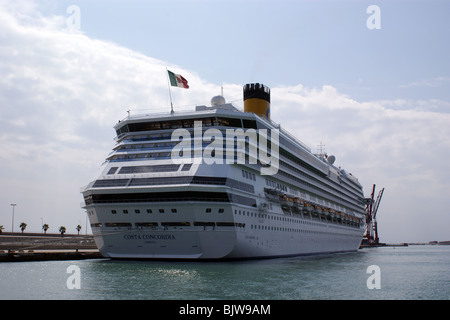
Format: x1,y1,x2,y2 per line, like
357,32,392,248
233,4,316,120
317,142,326,158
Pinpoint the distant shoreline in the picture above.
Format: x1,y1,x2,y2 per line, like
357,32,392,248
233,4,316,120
0,231,93,237
360,241,450,249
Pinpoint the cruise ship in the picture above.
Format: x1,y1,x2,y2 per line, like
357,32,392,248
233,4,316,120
81,83,367,260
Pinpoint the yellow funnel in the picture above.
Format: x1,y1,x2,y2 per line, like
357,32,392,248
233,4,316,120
243,83,270,119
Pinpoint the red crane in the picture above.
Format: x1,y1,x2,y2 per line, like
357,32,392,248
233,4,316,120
363,184,385,245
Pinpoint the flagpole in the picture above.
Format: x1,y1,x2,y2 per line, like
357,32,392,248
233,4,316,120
166,68,174,114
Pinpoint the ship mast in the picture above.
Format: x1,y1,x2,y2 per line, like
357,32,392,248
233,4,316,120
316,141,327,159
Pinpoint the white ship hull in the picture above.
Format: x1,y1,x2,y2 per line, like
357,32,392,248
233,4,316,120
94,226,364,260
86,177,364,260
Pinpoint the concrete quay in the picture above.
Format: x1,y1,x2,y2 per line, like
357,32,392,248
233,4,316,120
0,232,103,262
0,250,103,262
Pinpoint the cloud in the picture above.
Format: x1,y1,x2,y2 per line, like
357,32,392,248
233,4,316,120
0,1,239,233
400,76,450,89
1,1,449,243
272,84,450,185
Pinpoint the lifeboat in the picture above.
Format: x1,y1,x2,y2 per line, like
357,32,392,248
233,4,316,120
323,208,333,220
303,202,313,213
328,209,336,218
280,194,296,207
294,197,304,209
313,205,323,215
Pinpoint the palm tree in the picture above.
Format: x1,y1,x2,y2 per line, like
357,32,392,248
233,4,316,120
42,224,49,234
76,224,82,235
0,225,4,233
59,226,66,236
20,222,27,234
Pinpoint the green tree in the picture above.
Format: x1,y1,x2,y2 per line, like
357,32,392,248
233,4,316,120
59,226,66,236
76,224,82,235
20,222,27,234
42,224,49,234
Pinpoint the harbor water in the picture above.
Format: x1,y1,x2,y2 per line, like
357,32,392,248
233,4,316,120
0,245,449,300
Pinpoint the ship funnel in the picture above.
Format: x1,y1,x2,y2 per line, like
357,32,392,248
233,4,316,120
243,83,271,119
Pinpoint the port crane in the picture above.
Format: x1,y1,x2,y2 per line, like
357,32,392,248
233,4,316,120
363,184,385,245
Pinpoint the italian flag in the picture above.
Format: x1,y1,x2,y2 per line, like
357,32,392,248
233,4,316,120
168,70,189,89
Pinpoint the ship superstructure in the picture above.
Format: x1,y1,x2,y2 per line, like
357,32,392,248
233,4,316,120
81,83,366,260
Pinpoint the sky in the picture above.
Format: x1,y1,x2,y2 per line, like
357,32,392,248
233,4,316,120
0,0,449,243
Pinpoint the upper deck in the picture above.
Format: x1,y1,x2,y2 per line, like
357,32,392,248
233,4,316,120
85,99,365,216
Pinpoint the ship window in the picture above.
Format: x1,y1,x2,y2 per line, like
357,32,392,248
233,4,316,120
202,118,213,126
171,121,183,129
116,125,129,136
92,179,129,188
194,222,215,227
135,222,158,227
123,210,128,214
216,222,235,227
159,209,165,213
147,209,153,213
216,117,241,128
161,222,190,227
119,164,180,174
243,119,257,129
107,167,119,175
181,163,192,171
89,191,231,204
218,209,224,213
171,209,177,213
161,121,171,129
206,208,212,213
105,222,132,228
135,209,140,214
111,210,117,214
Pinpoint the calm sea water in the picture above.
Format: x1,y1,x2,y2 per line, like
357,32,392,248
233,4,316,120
0,245,449,300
